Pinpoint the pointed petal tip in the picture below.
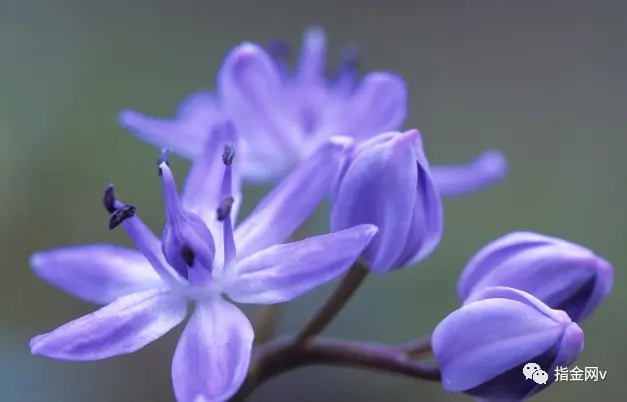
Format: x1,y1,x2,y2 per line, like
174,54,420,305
475,149,508,178
226,42,268,65
117,109,145,128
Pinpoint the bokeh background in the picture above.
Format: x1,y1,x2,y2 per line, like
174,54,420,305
1,0,625,401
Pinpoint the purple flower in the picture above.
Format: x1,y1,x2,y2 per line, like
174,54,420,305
118,27,508,195
30,123,377,402
433,286,584,401
458,231,614,322
330,130,443,273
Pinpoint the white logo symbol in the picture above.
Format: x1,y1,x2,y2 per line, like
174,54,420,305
523,362,548,384
523,362,541,380
533,369,549,384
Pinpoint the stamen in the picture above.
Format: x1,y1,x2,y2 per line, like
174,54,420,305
102,184,117,214
216,196,235,222
180,244,195,267
222,142,235,166
157,149,170,176
108,204,136,230
340,46,360,73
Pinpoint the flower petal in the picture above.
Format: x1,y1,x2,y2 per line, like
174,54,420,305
30,245,164,304
431,150,508,197
296,26,327,86
218,43,301,163
118,92,221,160
227,224,377,304
234,136,355,258
172,298,254,402
30,289,187,361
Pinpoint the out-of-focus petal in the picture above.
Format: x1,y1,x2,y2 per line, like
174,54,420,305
331,130,418,273
218,43,301,163
342,72,407,139
227,224,377,304
30,245,164,304
431,150,508,197
172,298,253,402
30,289,187,361
235,136,355,258
118,92,220,159
296,26,326,86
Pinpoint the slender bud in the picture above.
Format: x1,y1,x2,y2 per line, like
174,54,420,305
458,231,614,322
433,286,584,401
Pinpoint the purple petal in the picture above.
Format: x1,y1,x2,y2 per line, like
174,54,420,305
118,92,220,160
172,298,253,402
234,136,355,258
432,295,567,392
218,43,301,162
31,289,187,361
227,224,377,304
431,150,508,197
159,161,216,281
331,130,418,273
296,26,327,85
392,134,444,268
341,72,407,139
30,245,164,304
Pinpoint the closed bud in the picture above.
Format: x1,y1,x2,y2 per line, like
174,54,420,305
458,231,613,322
433,286,584,401
330,130,443,273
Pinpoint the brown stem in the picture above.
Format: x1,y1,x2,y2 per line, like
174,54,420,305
399,335,433,359
293,259,369,346
230,337,441,401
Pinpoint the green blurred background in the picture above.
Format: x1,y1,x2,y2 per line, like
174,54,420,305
1,0,625,401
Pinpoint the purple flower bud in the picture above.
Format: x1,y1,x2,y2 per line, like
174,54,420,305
433,286,584,401
458,231,614,322
331,130,443,273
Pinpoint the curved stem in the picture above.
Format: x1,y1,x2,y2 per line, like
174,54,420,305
399,335,432,359
230,337,441,401
293,259,369,345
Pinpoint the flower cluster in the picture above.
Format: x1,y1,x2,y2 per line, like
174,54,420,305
30,27,612,402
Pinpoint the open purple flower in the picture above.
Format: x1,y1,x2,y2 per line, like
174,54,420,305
30,122,377,402
118,27,508,196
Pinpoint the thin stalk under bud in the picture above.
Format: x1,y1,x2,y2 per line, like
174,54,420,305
229,337,441,401
293,259,370,345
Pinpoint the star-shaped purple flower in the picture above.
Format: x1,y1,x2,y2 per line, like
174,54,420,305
118,27,508,196
29,122,377,402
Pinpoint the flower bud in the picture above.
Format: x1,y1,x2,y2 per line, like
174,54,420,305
330,130,443,273
458,231,613,322
433,286,584,401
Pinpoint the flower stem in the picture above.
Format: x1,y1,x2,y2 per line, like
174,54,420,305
293,259,369,345
230,337,441,401
399,335,433,359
